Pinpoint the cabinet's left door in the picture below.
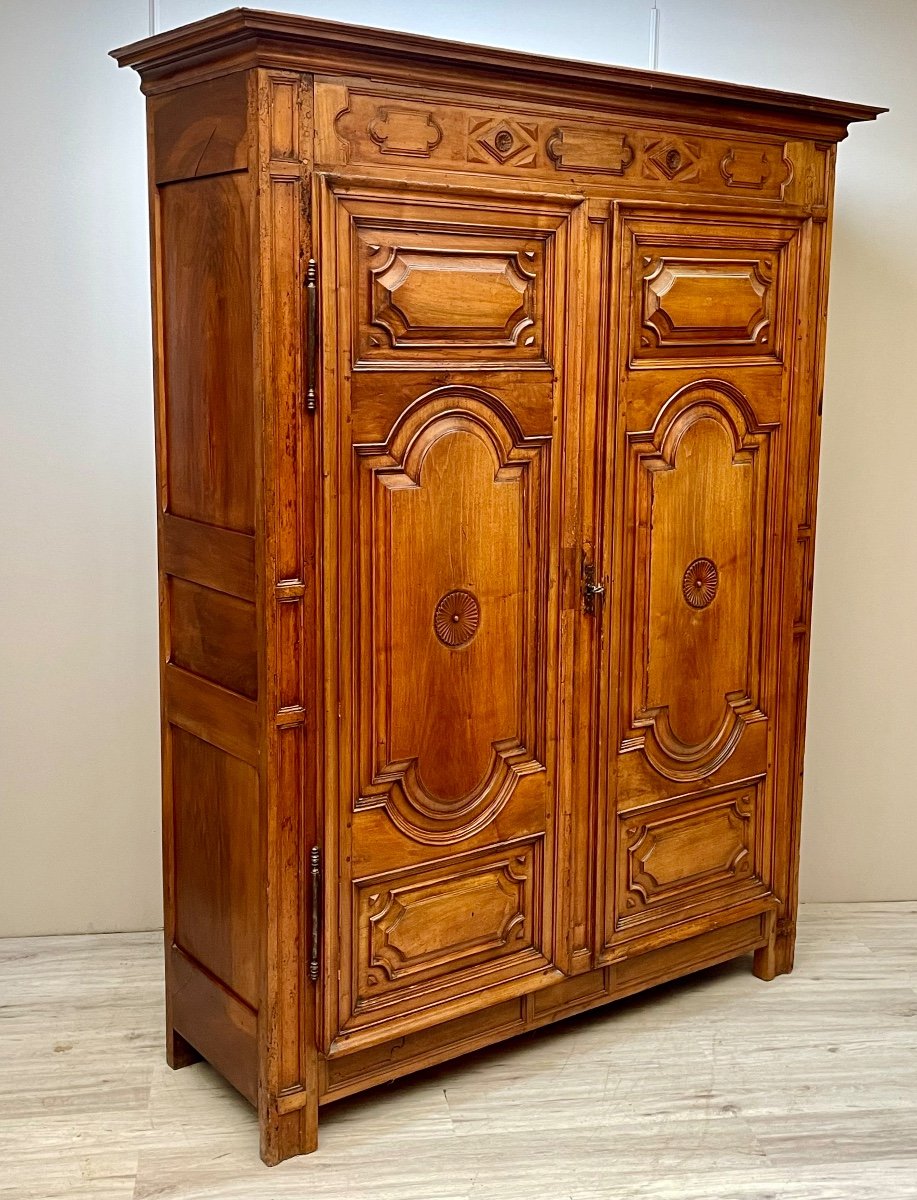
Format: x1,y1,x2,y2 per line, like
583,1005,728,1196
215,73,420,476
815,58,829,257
316,176,582,1054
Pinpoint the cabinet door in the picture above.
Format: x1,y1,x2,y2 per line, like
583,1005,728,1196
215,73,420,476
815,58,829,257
317,178,582,1053
598,209,807,957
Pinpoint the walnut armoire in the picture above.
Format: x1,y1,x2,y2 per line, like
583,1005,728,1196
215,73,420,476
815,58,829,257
112,9,883,1164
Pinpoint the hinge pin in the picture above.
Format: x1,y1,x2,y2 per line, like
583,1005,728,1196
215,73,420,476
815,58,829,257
305,259,318,414
308,845,321,982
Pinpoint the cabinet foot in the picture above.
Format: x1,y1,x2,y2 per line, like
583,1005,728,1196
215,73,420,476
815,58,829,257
259,1097,319,1165
752,925,796,982
166,1027,201,1070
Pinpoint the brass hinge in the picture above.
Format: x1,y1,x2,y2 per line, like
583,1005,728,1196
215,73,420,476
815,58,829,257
308,845,321,983
304,258,318,415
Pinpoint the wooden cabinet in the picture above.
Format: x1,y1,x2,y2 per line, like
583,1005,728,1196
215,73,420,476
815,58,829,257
113,10,883,1164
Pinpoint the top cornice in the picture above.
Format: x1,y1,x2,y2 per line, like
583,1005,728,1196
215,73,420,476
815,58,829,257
111,6,885,139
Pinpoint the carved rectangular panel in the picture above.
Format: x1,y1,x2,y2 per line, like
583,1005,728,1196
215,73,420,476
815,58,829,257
370,247,535,348
644,259,772,347
349,200,557,367
625,214,799,365
353,839,541,1008
546,124,633,174
616,786,767,934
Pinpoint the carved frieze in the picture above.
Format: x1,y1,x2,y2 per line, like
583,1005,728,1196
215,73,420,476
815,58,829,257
325,85,800,201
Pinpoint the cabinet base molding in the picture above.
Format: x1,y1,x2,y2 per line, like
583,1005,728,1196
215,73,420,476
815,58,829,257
170,913,774,1111
318,913,771,1105
168,945,258,1107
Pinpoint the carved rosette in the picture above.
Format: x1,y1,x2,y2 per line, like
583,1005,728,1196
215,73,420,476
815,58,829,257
467,116,539,166
682,558,719,609
434,589,480,647
643,136,701,182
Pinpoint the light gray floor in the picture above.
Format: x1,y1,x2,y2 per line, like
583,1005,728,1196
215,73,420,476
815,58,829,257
1,903,916,1199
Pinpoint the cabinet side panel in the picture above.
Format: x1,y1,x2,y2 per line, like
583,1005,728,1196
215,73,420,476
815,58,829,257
160,173,255,533
172,727,261,1008
151,72,249,184
148,72,261,1107
169,578,258,698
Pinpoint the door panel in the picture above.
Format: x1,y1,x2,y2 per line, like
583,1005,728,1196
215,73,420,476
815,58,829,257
349,200,553,370
355,390,548,843
600,208,803,956
615,784,768,936
354,837,541,1004
628,214,790,367
319,178,579,1052
625,381,770,782
356,234,547,364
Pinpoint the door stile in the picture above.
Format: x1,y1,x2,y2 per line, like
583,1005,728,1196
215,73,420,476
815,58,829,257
594,197,630,963
758,202,834,979
314,170,346,1054
548,193,591,979
561,197,617,977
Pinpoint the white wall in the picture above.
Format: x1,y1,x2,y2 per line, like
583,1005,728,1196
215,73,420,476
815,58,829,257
0,1,160,936
1,0,912,935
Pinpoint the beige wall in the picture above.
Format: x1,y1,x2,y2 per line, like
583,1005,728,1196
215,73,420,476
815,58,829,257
0,0,160,936
653,0,917,905
1,0,912,936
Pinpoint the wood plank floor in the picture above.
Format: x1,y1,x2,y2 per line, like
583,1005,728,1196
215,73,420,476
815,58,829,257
1,903,915,1199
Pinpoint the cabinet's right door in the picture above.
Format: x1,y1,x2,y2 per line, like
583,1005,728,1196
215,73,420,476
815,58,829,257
599,207,813,958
